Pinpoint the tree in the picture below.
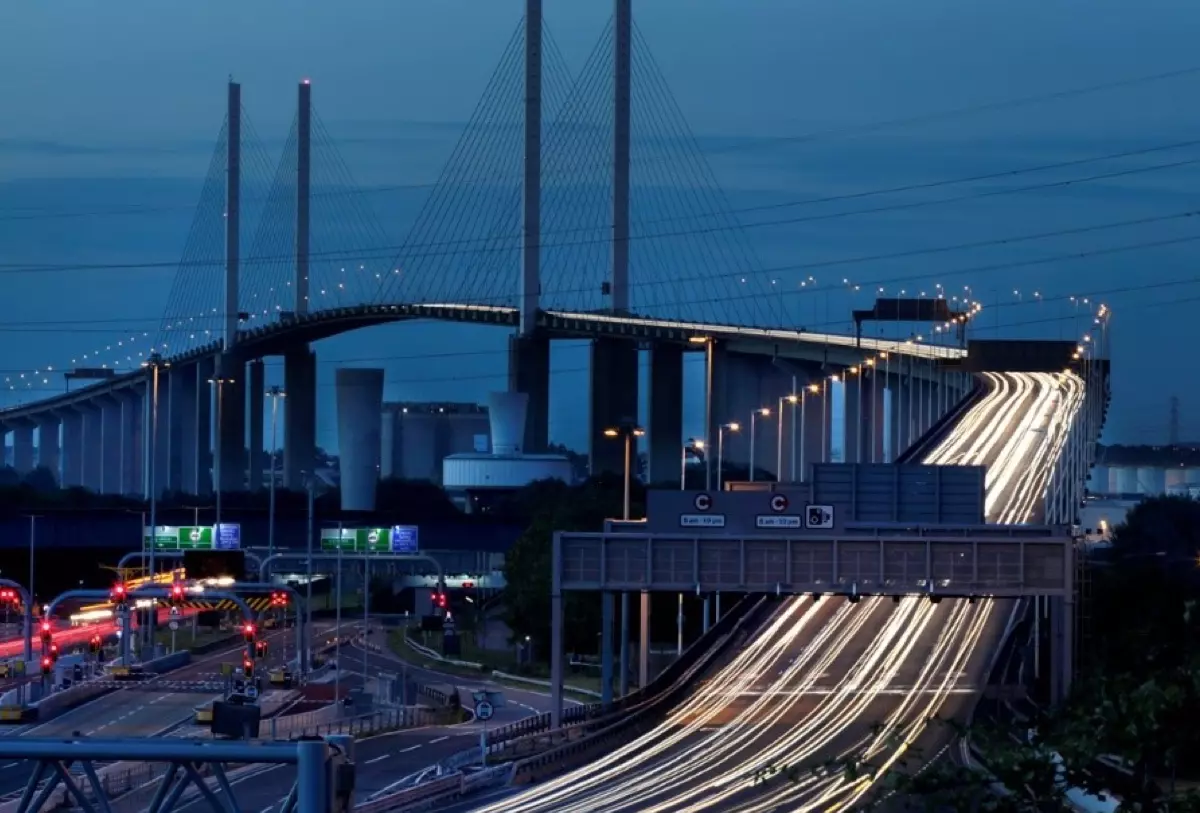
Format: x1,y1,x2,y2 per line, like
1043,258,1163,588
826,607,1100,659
21,466,58,493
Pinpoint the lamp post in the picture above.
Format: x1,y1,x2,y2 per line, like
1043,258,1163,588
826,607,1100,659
823,375,838,463
141,351,167,653
266,386,286,562
776,395,797,482
716,422,740,492
681,439,704,490
604,424,645,520
800,384,818,476
207,376,235,526
749,408,769,482
689,336,715,491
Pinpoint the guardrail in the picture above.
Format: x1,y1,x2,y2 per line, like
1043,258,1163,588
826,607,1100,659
896,374,985,464
360,595,768,811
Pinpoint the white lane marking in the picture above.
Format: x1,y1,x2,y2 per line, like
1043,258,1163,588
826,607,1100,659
2,762,18,769
366,754,389,764
399,744,421,753
428,736,449,744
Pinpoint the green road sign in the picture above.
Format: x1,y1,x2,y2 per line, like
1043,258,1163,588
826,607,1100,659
319,528,397,553
143,526,215,550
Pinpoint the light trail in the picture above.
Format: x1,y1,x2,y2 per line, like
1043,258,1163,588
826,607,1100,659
483,370,1086,812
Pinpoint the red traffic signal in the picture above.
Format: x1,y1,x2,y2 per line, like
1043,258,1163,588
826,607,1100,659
169,583,185,603
89,635,102,653
40,656,52,675
242,658,254,677
242,622,256,642
255,640,268,657
461,581,474,590
39,620,52,642
110,583,128,604
270,591,288,607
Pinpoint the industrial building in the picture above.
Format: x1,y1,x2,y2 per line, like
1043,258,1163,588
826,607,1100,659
380,401,491,483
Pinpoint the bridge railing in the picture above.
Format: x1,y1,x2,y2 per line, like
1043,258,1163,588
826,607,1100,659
896,374,985,465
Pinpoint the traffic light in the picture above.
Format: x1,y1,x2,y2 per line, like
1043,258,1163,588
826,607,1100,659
461,581,474,590
89,635,102,654
39,620,52,643
169,582,185,605
40,656,52,676
255,640,268,658
270,591,287,608
48,643,59,661
437,592,447,610
242,658,254,678
242,622,256,643
110,583,128,605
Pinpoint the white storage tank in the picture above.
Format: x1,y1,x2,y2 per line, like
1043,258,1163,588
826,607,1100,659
1185,468,1200,487
1088,465,1110,495
1137,467,1165,496
1113,466,1139,494
1165,467,1188,492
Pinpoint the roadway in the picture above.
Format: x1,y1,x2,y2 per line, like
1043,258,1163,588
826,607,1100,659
458,371,1081,810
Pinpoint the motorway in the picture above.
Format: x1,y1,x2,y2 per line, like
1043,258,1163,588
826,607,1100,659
459,371,1083,810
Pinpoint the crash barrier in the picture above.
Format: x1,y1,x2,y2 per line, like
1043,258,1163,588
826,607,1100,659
896,374,986,464
506,595,769,785
490,670,603,698
361,594,767,811
354,765,513,813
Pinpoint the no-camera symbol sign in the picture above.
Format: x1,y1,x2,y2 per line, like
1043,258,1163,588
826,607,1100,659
693,493,712,512
769,494,789,513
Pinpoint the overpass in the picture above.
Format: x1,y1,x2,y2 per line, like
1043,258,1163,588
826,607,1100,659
0,0,977,500
506,327,1108,809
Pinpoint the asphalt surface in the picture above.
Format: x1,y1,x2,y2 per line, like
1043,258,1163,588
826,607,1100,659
0,622,334,800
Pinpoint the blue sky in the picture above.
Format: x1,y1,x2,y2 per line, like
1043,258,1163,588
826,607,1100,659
1,0,1198,450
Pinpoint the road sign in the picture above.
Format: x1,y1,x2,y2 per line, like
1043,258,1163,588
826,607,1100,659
169,606,181,618
143,525,241,551
245,685,258,700
390,525,419,553
168,621,179,631
693,493,712,512
475,700,494,721
806,504,835,529
680,514,725,528
756,515,801,529
769,494,789,513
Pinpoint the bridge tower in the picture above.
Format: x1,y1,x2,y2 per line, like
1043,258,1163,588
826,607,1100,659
508,0,551,455
283,79,318,489
589,0,640,476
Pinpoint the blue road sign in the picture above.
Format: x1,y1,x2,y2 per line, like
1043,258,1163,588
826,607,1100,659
214,524,242,550
390,525,419,553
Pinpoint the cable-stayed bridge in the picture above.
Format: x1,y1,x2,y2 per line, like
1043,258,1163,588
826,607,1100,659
0,2,1056,501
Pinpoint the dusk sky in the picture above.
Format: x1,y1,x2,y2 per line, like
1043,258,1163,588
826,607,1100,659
2,0,1198,451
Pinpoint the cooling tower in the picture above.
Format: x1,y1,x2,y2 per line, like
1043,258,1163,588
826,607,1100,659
488,392,528,456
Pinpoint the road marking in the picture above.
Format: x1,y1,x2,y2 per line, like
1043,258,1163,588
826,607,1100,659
365,754,389,764
399,745,421,753
428,736,448,744
2,763,18,770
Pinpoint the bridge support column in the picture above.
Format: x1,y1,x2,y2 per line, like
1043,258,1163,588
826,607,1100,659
168,363,198,494
283,347,317,490
61,412,83,487
216,357,246,494
600,591,614,708
11,424,34,473
247,359,265,490
798,368,832,471
36,417,59,482
195,356,215,496
507,334,550,454
887,372,911,462
589,338,638,476
81,406,103,492
99,398,123,494
638,589,651,688
120,392,142,496
719,354,802,476
335,368,384,512
648,344,683,485
845,370,886,465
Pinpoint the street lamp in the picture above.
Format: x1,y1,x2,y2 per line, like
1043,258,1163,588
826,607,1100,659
823,375,839,463
266,386,286,562
604,424,645,520
207,376,235,525
688,336,715,490
800,384,818,476
717,422,740,492
777,394,798,482
681,439,704,490
749,408,769,482
141,351,168,653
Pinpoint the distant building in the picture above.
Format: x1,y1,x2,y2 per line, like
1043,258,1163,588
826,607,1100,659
1089,444,1200,499
381,402,490,483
